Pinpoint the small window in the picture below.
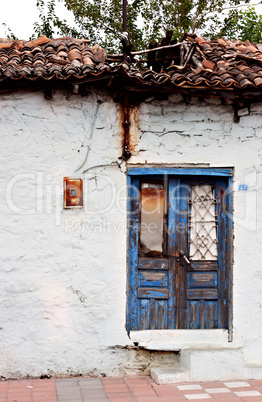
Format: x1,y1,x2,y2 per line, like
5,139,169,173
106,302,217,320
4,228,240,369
189,184,218,260
140,181,165,257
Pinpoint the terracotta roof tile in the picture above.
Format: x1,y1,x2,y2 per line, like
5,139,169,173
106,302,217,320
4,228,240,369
0,34,262,94
254,76,262,86
24,35,50,47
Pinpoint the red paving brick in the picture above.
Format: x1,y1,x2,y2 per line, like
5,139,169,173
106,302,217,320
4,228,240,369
139,398,163,401
0,378,57,402
128,386,154,392
132,390,159,396
155,398,185,401
125,379,150,384
104,385,129,389
248,380,262,386
156,391,185,398
1,376,262,401
154,387,183,394
102,378,125,384
213,394,239,400
252,386,262,393
107,391,134,396
104,384,130,390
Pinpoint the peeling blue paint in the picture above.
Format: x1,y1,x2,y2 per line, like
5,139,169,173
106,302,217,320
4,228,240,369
126,168,233,333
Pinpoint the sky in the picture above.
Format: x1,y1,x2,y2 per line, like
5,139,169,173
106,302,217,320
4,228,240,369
0,0,74,40
1,0,262,41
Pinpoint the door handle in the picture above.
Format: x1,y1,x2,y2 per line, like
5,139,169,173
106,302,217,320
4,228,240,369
179,250,191,266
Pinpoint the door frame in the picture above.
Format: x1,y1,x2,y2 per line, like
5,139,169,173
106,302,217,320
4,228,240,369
126,167,234,339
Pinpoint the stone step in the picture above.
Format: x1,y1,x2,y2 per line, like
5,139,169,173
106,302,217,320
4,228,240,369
151,348,250,384
150,366,191,384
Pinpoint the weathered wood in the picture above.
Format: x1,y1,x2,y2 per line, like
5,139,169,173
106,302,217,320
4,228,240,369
205,301,218,329
126,176,140,332
188,301,199,329
153,31,174,72
140,271,168,287
137,287,169,299
168,178,179,329
150,298,156,329
200,300,205,329
217,179,228,329
156,300,166,329
187,261,219,271
138,258,168,270
109,42,181,58
127,171,232,332
227,176,234,340
140,299,150,330
188,272,217,288
177,181,188,328
187,289,218,300
147,39,158,70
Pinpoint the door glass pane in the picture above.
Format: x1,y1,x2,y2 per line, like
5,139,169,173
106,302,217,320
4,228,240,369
189,184,218,260
140,183,164,256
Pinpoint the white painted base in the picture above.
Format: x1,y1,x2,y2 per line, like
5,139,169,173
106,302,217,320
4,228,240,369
130,329,243,351
150,348,256,383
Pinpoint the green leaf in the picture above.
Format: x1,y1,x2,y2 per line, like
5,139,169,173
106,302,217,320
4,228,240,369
4,0,260,52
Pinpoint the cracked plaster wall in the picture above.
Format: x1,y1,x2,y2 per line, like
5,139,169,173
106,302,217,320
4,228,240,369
1,90,262,379
0,90,134,379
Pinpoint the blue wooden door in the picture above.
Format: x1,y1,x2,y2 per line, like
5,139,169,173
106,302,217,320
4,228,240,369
127,172,232,332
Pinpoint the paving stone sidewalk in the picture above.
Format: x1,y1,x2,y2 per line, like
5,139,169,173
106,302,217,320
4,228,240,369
1,376,262,401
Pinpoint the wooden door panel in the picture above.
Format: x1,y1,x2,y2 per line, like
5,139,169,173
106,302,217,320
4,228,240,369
138,257,169,270
137,288,169,299
205,301,218,329
188,272,218,288
140,271,168,287
187,289,218,300
187,301,200,329
188,261,218,271
156,300,167,328
139,299,151,330
187,300,219,329
139,299,168,330
137,255,170,328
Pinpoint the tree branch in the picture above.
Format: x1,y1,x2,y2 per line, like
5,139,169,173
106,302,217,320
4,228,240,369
192,1,261,32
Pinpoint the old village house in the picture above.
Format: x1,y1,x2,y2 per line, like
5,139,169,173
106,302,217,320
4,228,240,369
0,33,262,382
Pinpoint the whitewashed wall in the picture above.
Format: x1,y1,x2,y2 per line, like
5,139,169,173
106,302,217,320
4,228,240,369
0,89,262,380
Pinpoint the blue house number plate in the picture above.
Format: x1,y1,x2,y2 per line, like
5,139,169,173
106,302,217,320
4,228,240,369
239,184,248,191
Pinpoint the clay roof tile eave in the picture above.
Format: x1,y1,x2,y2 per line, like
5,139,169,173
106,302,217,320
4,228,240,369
1,34,262,94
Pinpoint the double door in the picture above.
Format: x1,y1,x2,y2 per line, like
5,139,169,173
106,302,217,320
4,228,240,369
127,171,232,332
